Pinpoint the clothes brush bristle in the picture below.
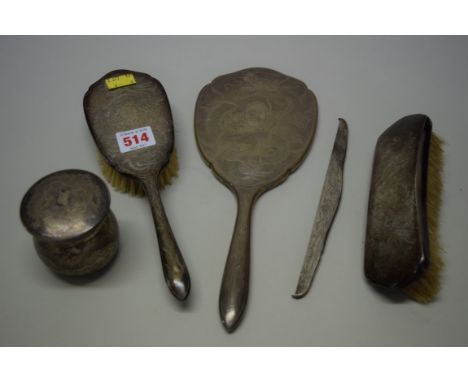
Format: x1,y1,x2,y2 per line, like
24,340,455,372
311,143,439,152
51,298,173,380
403,132,444,303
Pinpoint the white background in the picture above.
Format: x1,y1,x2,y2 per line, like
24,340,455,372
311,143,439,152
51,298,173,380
1,36,467,346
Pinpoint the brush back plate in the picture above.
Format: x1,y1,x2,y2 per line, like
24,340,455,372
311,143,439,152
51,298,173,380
195,68,317,197
84,70,174,179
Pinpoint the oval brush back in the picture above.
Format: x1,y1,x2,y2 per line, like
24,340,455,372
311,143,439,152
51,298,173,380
84,69,173,179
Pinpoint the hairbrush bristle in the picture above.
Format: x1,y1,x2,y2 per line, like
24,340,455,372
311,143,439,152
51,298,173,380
98,149,179,196
159,150,179,189
403,132,444,303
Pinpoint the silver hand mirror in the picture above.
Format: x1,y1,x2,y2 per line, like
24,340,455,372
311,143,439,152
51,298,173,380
195,68,318,332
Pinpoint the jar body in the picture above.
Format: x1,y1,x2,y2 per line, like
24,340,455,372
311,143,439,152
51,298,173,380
33,211,119,276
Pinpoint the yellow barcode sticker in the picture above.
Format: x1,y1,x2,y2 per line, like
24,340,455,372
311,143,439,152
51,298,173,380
105,73,136,90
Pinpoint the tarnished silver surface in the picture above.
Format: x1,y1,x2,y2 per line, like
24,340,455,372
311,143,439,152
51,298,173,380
83,70,190,300
365,114,432,289
20,169,119,276
84,70,173,179
195,68,317,332
84,70,190,300
293,119,348,298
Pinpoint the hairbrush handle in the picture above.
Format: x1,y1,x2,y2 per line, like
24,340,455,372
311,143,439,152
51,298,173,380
143,176,190,301
219,193,254,332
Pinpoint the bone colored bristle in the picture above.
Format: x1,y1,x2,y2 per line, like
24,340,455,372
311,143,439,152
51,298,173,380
98,149,179,196
158,149,178,190
403,133,444,303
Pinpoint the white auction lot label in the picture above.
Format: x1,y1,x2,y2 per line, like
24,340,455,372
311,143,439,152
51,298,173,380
116,126,156,153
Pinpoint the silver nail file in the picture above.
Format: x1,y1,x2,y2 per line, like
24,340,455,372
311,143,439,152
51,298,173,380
293,119,348,299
